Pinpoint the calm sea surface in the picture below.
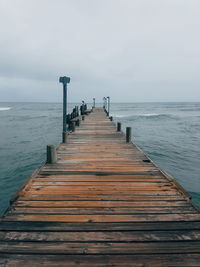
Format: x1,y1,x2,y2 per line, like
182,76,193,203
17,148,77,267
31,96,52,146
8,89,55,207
0,102,200,215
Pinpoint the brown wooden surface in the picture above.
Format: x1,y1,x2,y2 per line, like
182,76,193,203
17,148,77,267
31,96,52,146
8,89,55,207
0,107,200,266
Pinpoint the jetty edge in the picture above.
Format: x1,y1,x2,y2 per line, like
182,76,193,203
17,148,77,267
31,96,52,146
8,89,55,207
0,105,200,266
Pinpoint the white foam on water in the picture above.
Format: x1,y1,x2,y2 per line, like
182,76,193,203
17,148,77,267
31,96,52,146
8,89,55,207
114,113,167,118
114,114,128,118
142,113,159,117
0,107,11,111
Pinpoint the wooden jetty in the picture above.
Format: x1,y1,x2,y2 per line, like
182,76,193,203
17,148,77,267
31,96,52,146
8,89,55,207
1,107,200,266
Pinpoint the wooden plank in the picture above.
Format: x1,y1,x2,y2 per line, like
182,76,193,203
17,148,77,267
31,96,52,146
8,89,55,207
31,181,170,186
9,206,197,215
13,200,190,208
1,241,200,254
4,213,200,222
1,254,200,267
1,229,200,242
18,195,185,201
1,221,200,231
26,187,178,193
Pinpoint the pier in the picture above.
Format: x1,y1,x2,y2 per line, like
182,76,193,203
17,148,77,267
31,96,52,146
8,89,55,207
1,107,200,266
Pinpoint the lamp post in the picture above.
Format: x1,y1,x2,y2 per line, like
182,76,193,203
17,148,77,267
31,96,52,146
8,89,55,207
107,96,110,116
59,76,70,142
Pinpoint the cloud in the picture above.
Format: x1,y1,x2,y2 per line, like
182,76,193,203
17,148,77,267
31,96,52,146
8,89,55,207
0,0,200,102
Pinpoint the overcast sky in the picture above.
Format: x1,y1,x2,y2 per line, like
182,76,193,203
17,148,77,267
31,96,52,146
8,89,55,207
0,0,200,102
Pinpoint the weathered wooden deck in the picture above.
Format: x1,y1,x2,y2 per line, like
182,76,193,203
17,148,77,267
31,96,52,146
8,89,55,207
1,107,200,266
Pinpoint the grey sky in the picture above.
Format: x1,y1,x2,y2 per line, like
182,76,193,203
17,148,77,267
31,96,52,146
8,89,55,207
0,0,200,102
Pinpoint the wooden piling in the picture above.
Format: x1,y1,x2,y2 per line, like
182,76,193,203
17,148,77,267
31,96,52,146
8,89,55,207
62,131,68,143
76,119,80,126
46,145,57,164
71,121,76,132
126,127,132,143
117,122,121,131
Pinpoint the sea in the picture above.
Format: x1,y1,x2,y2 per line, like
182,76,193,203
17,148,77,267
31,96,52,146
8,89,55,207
0,102,200,215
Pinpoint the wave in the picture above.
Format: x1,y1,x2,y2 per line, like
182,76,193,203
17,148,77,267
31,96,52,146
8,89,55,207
113,114,128,118
0,107,11,111
115,113,160,118
114,113,177,120
141,113,159,117
10,115,49,122
180,108,200,112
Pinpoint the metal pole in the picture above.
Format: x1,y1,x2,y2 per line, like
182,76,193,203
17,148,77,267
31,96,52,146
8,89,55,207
59,76,70,143
63,83,67,133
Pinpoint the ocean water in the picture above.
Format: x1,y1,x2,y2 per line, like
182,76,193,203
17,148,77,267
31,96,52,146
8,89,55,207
0,102,200,215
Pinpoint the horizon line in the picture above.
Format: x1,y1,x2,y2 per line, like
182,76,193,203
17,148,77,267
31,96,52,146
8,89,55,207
0,101,200,104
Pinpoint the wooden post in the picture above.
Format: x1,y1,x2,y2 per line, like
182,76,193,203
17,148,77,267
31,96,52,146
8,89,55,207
117,122,121,132
66,114,70,125
107,96,110,116
109,116,113,121
73,108,76,118
126,127,132,143
46,145,57,164
103,97,106,110
72,121,76,132
62,131,68,143
76,106,79,117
